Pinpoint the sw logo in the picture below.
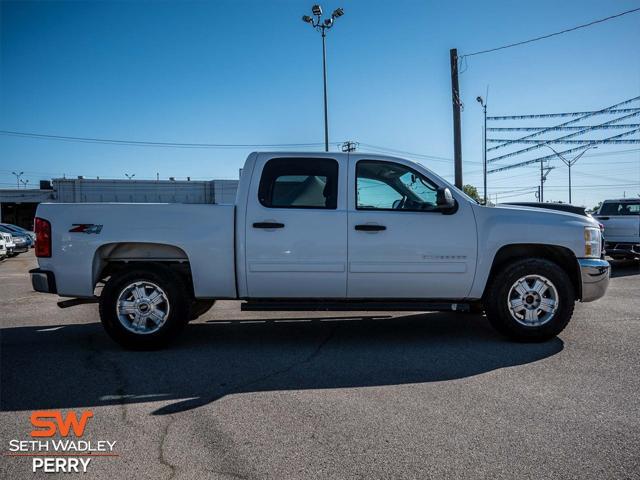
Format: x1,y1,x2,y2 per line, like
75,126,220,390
30,410,94,437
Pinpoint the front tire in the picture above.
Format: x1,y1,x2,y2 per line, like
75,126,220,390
99,265,190,349
485,258,575,342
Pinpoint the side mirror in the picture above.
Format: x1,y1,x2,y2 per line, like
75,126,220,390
436,187,457,214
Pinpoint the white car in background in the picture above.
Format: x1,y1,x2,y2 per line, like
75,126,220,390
0,234,6,260
0,232,15,258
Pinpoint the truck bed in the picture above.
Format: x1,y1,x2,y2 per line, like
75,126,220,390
36,202,237,298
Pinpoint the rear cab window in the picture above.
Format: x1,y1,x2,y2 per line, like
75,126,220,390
599,201,640,216
258,158,339,209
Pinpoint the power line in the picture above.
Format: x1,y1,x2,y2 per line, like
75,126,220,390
487,108,639,120
487,137,640,145
0,130,326,149
486,97,640,153
358,143,456,163
487,124,640,132
489,129,640,173
462,7,640,57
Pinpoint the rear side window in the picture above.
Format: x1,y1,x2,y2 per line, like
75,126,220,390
599,202,640,215
258,158,338,209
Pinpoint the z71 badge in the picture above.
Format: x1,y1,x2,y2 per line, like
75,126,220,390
69,224,103,234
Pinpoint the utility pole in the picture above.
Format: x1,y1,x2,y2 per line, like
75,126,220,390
476,96,487,204
341,140,358,152
540,159,543,202
539,160,555,203
450,49,463,189
543,144,597,204
302,5,345,152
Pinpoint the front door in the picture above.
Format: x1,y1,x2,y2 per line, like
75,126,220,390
347,158,477,299
245,155,347,298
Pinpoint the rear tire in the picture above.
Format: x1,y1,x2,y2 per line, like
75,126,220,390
99,265,190,349
485,258,575,342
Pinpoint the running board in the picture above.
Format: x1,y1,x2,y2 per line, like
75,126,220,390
57,297,99,309
241,300,470,312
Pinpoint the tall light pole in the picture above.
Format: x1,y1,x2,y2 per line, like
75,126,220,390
476,96,487,204
302,5,344,152
544,144,597,204
125,173,135,180
11,171,24,189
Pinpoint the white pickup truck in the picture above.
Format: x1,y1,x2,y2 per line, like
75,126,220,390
595,199,640,260
31,152,610,348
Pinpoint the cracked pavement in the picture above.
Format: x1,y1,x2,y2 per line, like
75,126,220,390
1,251,639,479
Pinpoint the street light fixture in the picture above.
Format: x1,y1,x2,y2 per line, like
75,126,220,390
11,171,24,189
125,173,135,180
543,144,598,204
302,4,345,152
476,96,487,204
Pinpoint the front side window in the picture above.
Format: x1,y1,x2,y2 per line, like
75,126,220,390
259,158,338,209
356,160,438,211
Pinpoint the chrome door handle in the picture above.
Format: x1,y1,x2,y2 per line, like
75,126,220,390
253,222,285,229
355,224,386,231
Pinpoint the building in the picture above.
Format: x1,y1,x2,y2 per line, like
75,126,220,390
0,177,239,230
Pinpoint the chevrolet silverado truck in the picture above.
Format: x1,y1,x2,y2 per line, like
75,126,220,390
30,152,610,348
595,199,640,260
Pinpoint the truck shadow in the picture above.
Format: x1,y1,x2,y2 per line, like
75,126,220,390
1,313,563,415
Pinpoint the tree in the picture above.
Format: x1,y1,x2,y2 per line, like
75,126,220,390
463,184,481,203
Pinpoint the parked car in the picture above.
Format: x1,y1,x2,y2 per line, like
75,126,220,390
0,234,6,260
594,199,640,260
0,223,36,247
1,232,16,257
0,225,29,254
30,152,609,348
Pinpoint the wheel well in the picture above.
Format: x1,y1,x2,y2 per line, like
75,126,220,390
93,243,195,298
484,244,581,299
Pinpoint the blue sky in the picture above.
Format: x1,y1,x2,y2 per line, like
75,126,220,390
1,0,639,207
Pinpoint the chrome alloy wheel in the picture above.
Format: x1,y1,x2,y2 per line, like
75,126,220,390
116,281,170,334
507,274,559,327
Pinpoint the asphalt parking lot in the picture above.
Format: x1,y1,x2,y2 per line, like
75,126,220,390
1,251,639,479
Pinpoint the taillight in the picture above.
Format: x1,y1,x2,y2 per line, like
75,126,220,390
35,217,51,258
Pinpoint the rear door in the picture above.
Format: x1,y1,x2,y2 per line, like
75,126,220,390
347,157,477,299
244,155,347,298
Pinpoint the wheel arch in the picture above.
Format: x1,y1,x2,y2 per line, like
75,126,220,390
92,242,195,298
483,244,581,300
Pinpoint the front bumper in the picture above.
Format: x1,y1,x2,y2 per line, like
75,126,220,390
578,258,610,302
29,268,57,294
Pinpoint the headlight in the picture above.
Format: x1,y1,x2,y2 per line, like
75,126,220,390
584,227,602,258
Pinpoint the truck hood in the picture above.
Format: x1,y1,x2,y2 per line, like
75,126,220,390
487,204,598,227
